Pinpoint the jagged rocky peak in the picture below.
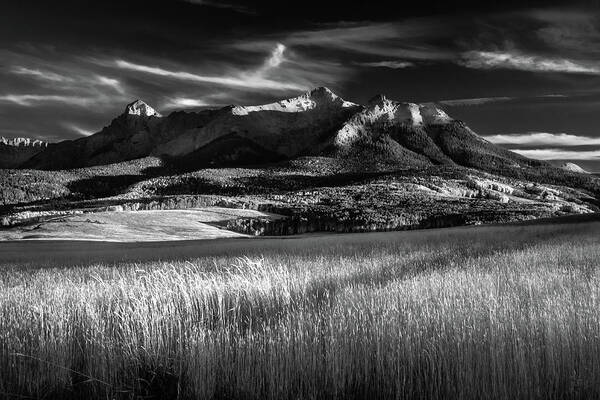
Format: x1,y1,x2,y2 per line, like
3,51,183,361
365,95,453,125
305,86,358,108
125,100,162,117
362,94,423,126
0,136,47,147
308,86,340,102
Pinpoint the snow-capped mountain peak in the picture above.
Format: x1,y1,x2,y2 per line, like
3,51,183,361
364,95,423,126
125,100,162,117
364,97,452,126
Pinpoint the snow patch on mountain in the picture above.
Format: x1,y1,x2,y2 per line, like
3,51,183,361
408,103,423,126
125,100,162,117
232,87,357,116
560,162,589,174
0,137,47,148
419,104,452,124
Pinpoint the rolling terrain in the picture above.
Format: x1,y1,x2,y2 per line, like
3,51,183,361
1,87,598,238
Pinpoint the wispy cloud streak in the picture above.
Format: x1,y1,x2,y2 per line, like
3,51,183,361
511,148,600,160
235,21,454,61
440,96,514,106
7,63,128,108
95,76,125,94
11,67,72,82
163,97,211,109
461,51,600,74
114,43,307,92
353,60,415,69
486,132,600,146
0,94,96,107
61,122,94,136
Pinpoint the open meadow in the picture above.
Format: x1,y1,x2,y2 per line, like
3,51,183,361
1,216,600,399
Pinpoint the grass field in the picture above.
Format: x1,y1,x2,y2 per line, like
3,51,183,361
1,217,600,399
0,208,283,242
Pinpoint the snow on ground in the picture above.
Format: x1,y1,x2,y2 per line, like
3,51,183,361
408,103,423,126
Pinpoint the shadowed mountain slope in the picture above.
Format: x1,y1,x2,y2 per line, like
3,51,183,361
24,88,360,170
0,137,47,169
15,87,578,185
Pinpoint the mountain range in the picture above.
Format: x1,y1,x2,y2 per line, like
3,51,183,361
2,87,555,175
2,87,598,235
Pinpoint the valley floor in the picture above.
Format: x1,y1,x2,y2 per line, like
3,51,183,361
0,207,282,242
1,215,600,399
1,212,596,266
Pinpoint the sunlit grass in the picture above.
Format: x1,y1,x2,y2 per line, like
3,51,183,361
1,222,600,399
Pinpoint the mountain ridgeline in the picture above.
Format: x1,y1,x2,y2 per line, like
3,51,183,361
2,88,600,234
14,87,547,175
0,137,47,169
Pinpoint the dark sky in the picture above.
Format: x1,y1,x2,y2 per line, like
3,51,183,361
2,0,600,169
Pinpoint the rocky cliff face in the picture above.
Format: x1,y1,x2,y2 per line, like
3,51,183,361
24,101,167,169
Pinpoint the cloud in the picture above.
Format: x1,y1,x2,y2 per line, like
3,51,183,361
265,43,286,68
61,122,94,136
235,21,454,61
511,148,600,160
460,51,600,74
163,97,211,109
354,60,415,69
113,41,343,112
95,76,125,94
114,44,308,92
439,96,514,106
248,43,288,78
8,62,128,106
12,65,124,93
485,132,600,146
11,67,72,83
0,94,96,107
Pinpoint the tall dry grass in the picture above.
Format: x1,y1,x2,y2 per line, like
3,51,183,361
1,221,600,399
